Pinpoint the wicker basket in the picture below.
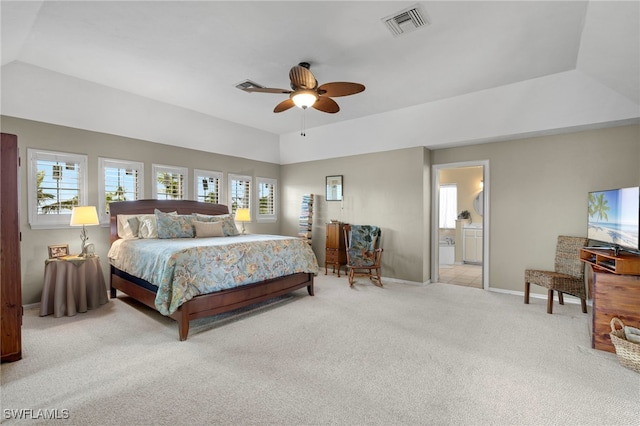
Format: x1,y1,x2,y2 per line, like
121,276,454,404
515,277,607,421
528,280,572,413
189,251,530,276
609,318,640,373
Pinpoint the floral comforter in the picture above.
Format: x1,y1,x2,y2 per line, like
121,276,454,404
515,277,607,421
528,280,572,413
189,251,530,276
108,235,319,315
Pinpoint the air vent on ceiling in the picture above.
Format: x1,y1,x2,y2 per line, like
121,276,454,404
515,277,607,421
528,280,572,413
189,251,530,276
382,4,430,37
235,79,265,91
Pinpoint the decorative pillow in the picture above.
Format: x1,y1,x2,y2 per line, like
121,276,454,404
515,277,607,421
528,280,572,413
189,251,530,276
192,213,239,236
116,214,141,239
155,209,194,239
127,216,141,238
138,211,177,239
193,220,225,238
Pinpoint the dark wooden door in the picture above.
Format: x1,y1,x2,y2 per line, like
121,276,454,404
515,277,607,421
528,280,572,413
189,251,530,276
1,133,22,363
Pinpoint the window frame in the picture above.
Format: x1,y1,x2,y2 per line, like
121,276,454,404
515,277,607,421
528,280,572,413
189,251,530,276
194,169,223,205
228,173,252,217
27,149,88,229
98,157,144,224
152,164,188,200
256,177,277,223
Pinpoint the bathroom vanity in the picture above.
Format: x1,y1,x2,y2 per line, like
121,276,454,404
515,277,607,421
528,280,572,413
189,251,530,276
463,224,483,264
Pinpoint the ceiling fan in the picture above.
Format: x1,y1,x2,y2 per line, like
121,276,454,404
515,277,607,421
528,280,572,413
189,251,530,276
241,62,365,114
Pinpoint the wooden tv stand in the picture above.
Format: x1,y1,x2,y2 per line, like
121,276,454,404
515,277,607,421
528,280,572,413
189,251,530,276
579,248,640,275
580,248,640,352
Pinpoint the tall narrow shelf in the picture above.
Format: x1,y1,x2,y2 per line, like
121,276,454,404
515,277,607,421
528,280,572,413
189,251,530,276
298,194,313,245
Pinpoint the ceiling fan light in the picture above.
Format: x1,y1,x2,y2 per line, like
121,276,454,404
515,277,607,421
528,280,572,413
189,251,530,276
291,90,318,109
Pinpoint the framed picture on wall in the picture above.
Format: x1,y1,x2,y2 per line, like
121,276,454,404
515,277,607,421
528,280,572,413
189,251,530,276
48,244,69,259
326,175,343,201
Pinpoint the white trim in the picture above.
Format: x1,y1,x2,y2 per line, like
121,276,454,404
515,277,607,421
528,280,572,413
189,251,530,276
432,160,490,290
194,169,223,204
228,173,252,216
256,176,277,223
27,149,88,229
152,164,188,200
98,157,144,224
489,287,592,307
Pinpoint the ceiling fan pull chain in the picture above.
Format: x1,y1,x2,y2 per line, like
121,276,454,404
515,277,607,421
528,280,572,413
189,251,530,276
301,110,306,137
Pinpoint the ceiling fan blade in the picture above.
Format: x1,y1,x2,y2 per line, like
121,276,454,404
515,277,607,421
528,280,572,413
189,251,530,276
312,96,340,114
317,82,365,97
274,98,295,113
242,87,291,94
289,65,317,90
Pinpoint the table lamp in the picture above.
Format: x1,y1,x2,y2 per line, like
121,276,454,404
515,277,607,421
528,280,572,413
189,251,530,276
70,206,100,257
234,208,250,234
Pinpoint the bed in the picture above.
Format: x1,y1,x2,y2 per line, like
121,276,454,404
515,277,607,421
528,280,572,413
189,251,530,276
108,199,318,340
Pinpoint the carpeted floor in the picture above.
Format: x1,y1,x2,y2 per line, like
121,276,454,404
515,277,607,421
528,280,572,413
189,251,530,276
1,274,638,425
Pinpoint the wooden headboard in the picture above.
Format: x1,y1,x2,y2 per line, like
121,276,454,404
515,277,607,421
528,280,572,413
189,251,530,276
109,199,230,244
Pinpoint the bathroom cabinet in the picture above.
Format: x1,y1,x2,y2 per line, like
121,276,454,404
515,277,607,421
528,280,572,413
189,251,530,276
463,227,483,264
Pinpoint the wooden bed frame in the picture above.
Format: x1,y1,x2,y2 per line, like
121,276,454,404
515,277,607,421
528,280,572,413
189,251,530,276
109,199,314,341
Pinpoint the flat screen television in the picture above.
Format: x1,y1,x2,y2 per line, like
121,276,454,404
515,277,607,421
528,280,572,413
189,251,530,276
587,186,640,253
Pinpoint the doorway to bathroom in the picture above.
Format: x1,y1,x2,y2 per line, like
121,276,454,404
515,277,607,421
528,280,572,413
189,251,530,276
432,161,489,289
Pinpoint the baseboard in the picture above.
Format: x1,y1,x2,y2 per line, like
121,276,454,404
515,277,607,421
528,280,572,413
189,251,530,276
379,276,431,286
23,302,40,310
488,287,592,307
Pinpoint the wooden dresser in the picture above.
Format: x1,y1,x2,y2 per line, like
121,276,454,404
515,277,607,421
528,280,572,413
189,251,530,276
1,133,22,363
325,222,347,277
590,270,640,352
581,248,640,353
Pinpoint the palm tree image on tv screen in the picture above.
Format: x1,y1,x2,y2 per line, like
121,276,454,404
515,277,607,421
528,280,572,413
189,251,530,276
587,186,640,252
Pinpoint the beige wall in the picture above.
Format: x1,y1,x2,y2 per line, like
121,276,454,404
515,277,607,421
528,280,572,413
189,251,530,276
3,115,638,304
432,124,640,294
1,116,280,304
280,147,430,283
439,166,484,224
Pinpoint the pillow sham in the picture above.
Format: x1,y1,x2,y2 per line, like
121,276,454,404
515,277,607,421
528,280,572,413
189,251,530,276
137,211,177,239
127,216,141,238
193,220,225,238
116,214,141,239
192,213,239,236
155,209,195,239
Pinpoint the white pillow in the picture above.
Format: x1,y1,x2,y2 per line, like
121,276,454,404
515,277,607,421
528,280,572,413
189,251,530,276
194,220,225,238
116,214,140,239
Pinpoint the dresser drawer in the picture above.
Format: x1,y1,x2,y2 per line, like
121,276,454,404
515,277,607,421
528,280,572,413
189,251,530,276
326,249,340,263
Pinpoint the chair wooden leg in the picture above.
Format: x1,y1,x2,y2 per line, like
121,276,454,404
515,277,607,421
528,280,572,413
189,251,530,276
547,289,554,314
524,281,530,304
558,292,564,305
371,268,382,287
581,298,587,313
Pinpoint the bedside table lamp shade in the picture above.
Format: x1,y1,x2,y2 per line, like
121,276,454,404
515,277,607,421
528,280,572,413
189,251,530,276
70,206,99,257
235,208,250,234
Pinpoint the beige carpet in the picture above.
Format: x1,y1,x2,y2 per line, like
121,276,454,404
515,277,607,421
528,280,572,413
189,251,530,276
1,274,638,425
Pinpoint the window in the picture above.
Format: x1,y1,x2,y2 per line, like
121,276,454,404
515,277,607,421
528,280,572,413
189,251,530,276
152,164,188,200
439,184,457,229
27,149,88,229
256,177,277,223
194,169,223,204
98,158,144,224
228,174,252,216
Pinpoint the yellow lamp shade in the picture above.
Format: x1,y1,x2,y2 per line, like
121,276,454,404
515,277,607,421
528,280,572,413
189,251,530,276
234,208,251,222
70,206,99,226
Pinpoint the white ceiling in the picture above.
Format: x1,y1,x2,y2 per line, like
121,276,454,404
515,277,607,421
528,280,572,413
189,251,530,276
1,1,639,163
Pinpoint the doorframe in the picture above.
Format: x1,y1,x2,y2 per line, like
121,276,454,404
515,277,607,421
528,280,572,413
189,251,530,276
432,160,490,289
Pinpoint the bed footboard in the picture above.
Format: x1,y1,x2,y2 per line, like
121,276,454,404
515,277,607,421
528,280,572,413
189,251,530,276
111,266,314,340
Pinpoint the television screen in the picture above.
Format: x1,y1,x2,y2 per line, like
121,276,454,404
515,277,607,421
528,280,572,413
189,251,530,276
587,186,640,251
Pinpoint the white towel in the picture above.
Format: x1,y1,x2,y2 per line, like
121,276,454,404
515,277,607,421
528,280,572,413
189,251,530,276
624,326,640,344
